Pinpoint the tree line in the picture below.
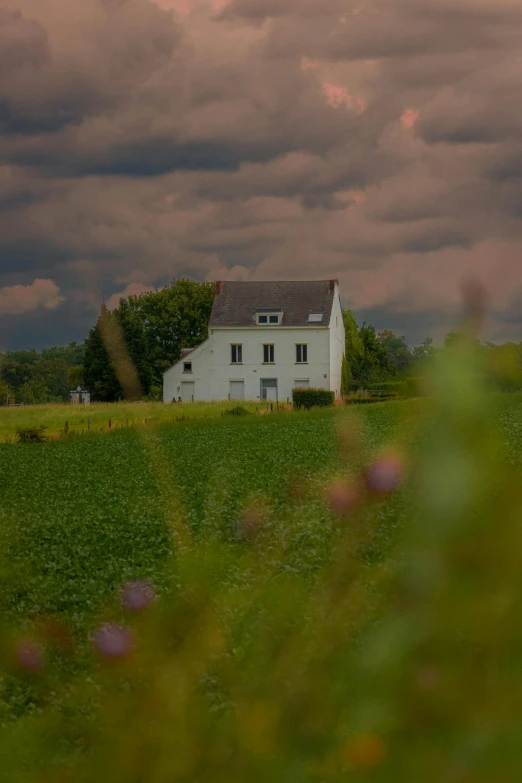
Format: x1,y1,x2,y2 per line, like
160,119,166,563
0,343,85,405
1,278,521,404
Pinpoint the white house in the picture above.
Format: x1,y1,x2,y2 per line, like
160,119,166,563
163,280,345,403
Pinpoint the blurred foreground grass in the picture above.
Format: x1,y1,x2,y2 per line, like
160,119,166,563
2,339,522,781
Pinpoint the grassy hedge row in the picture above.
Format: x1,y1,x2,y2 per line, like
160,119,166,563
349,378,422,397
292,388,335,409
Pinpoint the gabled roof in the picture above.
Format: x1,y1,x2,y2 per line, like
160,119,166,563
209,280,337,328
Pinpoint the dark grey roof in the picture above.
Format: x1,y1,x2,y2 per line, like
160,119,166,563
209,280,337,328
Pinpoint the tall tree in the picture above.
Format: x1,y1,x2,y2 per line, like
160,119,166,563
356,324,394,386
342,309,365,388
412,336,436,362
83,306,123,402
83,279,214,399
116,298,153,397
126,279,215,384
377,330,413,375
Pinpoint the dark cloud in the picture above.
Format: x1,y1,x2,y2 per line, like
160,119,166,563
2,0,522,348
0,8,49,73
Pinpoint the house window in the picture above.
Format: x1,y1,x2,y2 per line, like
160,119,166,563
296,344,308,363
231,344,243,363
257,311,282,325
183,362,192,373
308,313,323,323
263,344,275,363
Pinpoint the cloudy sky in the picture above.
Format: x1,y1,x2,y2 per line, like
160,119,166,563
2,0,522,350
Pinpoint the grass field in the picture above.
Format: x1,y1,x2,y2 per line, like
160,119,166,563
2,354,522,781
0,399,264,441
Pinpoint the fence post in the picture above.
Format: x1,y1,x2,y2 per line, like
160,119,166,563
65,421,69,435
270,403,273,412
108,419,112,430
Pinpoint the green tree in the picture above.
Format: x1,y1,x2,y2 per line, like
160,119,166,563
41,342,86,367
340,354,351,395
412,336,436,362
34,358,69,400
0,350,72,403
444,331,465,349
67,365,85,389
126,279,216,384
17,378,50,405
377,329,413,375
0,350,39,389
116,298,153,396
83,306,123,402
84,279,215,396
342,309,364,389
484,342,522,391
356,324,394,386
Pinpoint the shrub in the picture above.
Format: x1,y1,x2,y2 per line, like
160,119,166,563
347,380,421,399
292,388,335,409
345,389,398,405
364,381,407,394
222,406,251,417
145,385,163,402
16,426,48,443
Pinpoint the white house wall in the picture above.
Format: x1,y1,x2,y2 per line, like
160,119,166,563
164,327,335,402
163,339,212,402
329,286,345,396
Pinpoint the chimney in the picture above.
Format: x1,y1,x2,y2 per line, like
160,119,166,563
216,281,222,295
329,279,336,293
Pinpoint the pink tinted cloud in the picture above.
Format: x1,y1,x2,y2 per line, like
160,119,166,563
337,190,366,205
300,57,320,72
206,264,251,281
0,279,64,316
107,283,155,310
300,59,366,113
323,82,366,113
338,240,522,323
153,0,230,14
401,109,419,129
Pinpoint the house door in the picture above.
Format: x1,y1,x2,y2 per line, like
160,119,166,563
229,381,245,400
260,378,278,401
181,381,195,402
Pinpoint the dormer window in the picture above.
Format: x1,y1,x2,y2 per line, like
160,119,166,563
257,311,282,325
308,313,323,323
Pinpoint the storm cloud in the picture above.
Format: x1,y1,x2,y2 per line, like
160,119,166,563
1,0,522,348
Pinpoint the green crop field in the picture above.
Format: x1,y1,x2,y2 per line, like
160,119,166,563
0,403,416,631
2,348,522,782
